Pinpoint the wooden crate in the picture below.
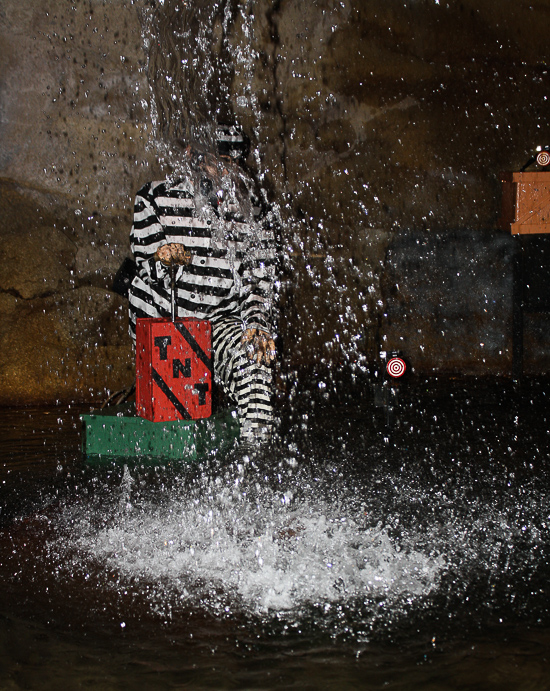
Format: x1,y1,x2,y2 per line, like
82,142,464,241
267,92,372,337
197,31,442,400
499,171,550,235
81,403,239,464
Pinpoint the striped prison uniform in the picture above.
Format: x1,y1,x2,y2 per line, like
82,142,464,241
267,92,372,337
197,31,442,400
128,176,277,440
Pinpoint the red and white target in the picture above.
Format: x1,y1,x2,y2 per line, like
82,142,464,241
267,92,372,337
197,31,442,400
386,357,406,378
537,150,550,167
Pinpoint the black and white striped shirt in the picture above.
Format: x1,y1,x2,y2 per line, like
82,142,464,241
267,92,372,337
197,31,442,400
129,176,277,337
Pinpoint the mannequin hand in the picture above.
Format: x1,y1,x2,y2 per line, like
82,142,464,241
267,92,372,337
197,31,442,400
241,328,276,365
154,243,192,266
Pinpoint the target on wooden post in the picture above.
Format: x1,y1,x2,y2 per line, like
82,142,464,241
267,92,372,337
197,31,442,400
386,356,407,379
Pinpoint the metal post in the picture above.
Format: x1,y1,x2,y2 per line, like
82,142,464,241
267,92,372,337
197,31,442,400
512,236,524,386
170,264,177,322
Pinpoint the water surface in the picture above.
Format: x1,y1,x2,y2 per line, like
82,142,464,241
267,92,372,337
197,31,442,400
1,376,550,689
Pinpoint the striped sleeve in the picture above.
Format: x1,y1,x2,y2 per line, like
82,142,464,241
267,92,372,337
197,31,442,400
130,182,170,287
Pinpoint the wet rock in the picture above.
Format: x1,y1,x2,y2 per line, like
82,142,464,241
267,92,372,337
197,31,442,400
0,227,75,300
0,287,134,405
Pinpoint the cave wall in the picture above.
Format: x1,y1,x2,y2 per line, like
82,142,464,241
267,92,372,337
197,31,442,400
1,0,549,405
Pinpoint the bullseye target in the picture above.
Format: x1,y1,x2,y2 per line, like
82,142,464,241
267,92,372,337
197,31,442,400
386,357,406,378
537,150,550,167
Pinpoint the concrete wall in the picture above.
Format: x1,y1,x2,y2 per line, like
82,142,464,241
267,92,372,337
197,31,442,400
1,0,549,404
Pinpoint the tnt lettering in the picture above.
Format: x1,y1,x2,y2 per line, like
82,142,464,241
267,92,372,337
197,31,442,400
154,336,171,360
194,382,209,406
173,358,191,378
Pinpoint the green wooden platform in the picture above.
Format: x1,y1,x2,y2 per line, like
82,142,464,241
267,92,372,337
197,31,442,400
81,403,240,464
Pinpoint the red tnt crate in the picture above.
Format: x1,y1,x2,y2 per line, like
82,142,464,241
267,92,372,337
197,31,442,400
135,317,212,422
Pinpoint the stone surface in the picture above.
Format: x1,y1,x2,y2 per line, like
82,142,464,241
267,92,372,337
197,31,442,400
1,0,550,404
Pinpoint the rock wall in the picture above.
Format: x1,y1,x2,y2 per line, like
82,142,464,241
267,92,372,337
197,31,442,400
0,1,149,404
1,0,550,404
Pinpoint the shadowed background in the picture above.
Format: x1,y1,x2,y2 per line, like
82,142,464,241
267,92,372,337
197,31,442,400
1,0,549,405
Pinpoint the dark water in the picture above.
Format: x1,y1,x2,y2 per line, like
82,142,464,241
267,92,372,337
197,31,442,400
2,376,550,690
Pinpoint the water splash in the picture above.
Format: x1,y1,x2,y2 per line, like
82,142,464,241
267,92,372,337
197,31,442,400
70,479,444,616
